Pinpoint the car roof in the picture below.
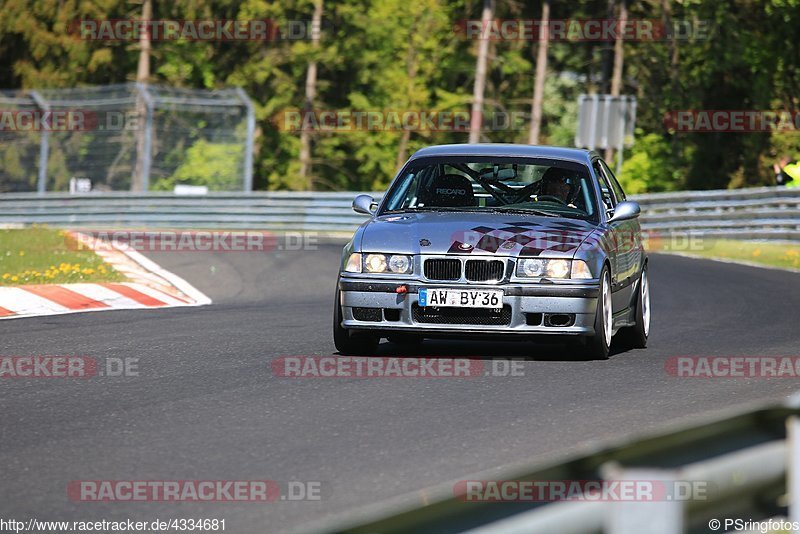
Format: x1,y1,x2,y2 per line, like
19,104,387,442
408,144,597,165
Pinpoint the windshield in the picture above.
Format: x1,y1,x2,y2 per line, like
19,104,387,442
381,156,598,221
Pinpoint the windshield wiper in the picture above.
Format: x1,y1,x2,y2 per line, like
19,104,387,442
385,206,485,213
491,206,560,217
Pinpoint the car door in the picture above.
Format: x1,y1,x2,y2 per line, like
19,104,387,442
596,159,638,311
591,158,626,313
601,159,644,286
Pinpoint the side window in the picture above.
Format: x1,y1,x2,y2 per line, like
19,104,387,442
600,160,626,202
592,160,616,211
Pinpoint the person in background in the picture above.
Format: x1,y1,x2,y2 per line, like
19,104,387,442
774,157,800,187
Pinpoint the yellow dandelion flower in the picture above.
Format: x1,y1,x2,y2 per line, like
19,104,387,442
10,276,18,282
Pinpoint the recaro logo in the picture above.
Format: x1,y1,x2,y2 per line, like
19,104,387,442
437,188,467,196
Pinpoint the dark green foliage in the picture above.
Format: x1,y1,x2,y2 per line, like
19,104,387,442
1,0,797,191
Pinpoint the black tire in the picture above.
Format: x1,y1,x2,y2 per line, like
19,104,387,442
620,265,650,349
387,334,424,346
332,288,379,355
582,266,612,360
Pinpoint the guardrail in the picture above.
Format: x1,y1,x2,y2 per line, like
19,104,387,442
634,186,800,241
0,191,370,232
0,186,798,240
322,396,800,534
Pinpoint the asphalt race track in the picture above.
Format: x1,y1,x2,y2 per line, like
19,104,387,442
1,246,799,533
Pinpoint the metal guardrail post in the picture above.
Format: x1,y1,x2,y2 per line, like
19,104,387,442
235,87,256,193
134,83,154,192
603,466,684,534
29,91,49,194
787,395,800,525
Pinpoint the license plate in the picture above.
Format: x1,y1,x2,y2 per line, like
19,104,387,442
418,288,503,308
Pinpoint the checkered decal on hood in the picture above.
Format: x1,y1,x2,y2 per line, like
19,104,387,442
448,221,598,256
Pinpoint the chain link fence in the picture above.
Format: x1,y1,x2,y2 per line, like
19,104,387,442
0,83,254,193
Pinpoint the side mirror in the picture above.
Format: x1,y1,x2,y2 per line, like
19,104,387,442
607,200,641,223
352,194,376,215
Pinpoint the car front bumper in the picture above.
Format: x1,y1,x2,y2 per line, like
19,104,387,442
338,277,599,336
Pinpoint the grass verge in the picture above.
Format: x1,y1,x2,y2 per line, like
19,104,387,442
0,227,125,285
647,238,800,271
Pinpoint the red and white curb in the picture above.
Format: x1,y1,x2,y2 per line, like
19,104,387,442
0,231,211,320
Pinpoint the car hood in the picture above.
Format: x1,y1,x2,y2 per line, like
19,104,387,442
360,212,597,258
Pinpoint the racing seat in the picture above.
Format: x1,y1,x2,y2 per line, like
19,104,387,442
420,174,475,207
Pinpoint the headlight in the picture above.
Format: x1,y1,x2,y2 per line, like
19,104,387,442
365,254,388,273
518,258,546,277
516,258,572,279
546,259,570,278
571,260,593,279
388,255,412,273
361,253,413,274
344,253,362,273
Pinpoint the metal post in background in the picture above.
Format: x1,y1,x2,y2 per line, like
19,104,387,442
616,100,626,176
621,98,637,176
235,87,255,192
29,91,50,194
589,94,599,150
601,96,611,150
134,83,154,192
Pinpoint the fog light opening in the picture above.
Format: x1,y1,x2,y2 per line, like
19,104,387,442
545,313,575,327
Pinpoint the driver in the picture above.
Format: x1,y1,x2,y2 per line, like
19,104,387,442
538,168,577,208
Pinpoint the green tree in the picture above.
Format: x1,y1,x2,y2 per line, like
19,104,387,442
153,140,243,191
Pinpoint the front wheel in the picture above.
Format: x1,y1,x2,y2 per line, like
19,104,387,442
582,267,612,360
332,288,379,355
619,266,650,349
